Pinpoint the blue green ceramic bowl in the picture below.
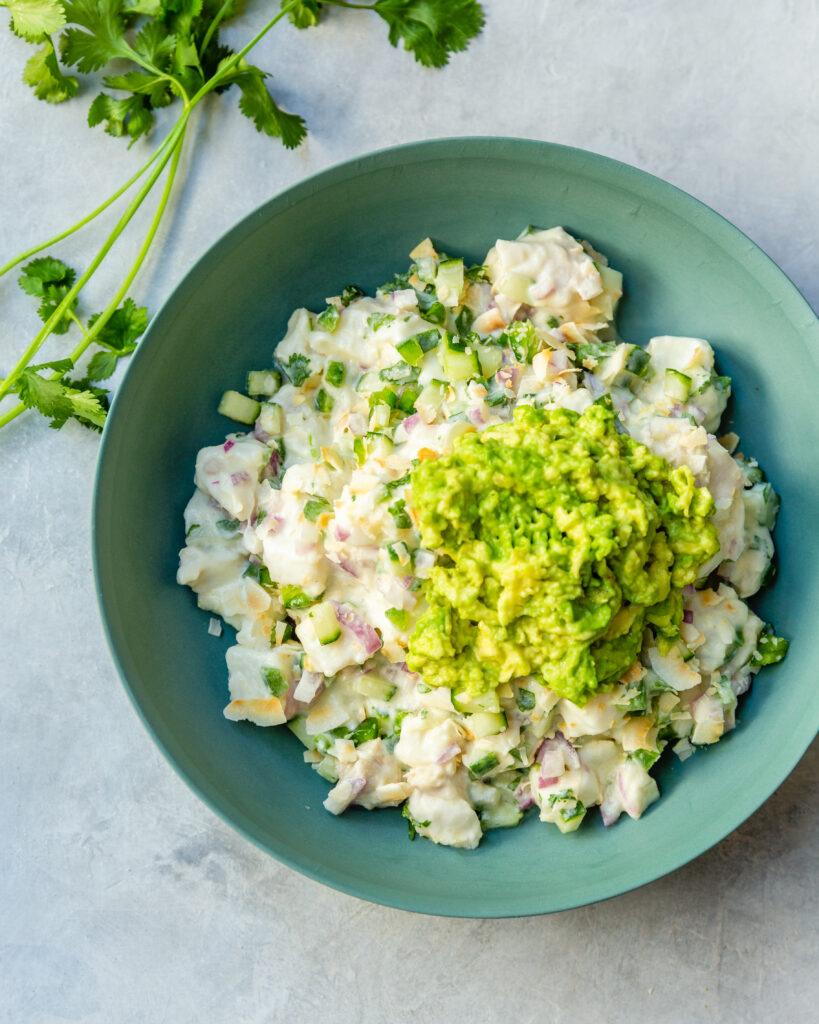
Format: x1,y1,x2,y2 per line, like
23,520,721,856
93,138,819,916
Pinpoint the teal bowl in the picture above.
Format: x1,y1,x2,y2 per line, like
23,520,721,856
93,138,819,917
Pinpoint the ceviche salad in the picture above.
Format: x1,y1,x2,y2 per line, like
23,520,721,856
177,227,788,849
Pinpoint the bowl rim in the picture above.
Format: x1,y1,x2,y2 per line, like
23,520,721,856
92,136,819,917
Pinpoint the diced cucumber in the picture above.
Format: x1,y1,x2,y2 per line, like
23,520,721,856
435,257,465,305
398,386,421,413
454,689,500,714
315,756,339,783
396,338,425,365
353,674,397,702
365,431,394,458
317,305,340,333
356,370,382,393
349,717,380,746
368,386,398,409
625,346,651,377
246,370,281,397
468,752,500,778
217,390,261,425
554,810,585,834
281,585,316,609
423,300,447,325
480,798,523,830
380,361,419,384
595,265,623,318
325,361,345,387
415,379,446,413
353,436,366,465
469,711,508,738
385,607,408,630
307,601,341,645
287,715,316,749
440,332,480,382
258,401,284,436
369,403,391,430
315,388,334,414
495,271,532,304
477,345,503,378
664,368,692,401
414,256,437,283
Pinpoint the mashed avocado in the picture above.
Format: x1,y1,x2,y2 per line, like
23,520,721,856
407,402,720,706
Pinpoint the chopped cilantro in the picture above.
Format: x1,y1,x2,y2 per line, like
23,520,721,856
304,495,332,521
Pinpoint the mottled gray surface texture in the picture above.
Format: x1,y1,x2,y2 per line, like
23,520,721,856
1,1,817,1021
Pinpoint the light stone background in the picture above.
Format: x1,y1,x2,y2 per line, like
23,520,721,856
1,1,817,1021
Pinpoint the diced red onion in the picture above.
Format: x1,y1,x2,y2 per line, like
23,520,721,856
550,348,568,372
331,601,382,656
536,732,580,777
254,420,272,443
538,775,560,789
600,789,622,827
516,786,534,810
682,584,695,597
496,366,520,390
223,439,235,452
436,741,460,765
327,776,367,813
683,609,694,624
467,406,488,427
293,670,324,706
335,524,351,542
263,449,282,480
230,470,251,486
338,559,360,578
402,413,420,434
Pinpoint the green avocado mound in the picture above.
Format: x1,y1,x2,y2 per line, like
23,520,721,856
406,401,720,707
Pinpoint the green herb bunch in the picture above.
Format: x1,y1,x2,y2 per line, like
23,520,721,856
0,0,485,432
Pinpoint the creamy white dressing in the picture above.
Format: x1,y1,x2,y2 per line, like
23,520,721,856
177,227,783,849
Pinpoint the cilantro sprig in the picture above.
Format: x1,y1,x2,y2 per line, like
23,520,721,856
0,0,485,433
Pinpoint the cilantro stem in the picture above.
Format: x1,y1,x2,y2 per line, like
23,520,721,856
193,1,302,97
0,113,190,402
0,130,187,430
0,127,182,283
200,0,235,56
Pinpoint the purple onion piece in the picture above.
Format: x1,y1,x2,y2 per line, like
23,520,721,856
331,601,382,656
683,609,694,624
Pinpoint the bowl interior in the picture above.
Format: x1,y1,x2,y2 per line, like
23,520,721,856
94,139,819,916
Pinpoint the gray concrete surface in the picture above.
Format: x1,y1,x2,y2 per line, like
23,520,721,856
1,1,817,1021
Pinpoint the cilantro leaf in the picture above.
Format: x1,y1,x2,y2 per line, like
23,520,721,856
13,368,108,432
87,297,149,352
86,350,120,381
18,256,77,334
88,91,155,142
227,62,307,149
103,69,172,107
15,369,74,423
22,37,79,102
7,0,66,42
59,0,130,72
280,353,312,386
373,0,485,68
18,256,75,298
